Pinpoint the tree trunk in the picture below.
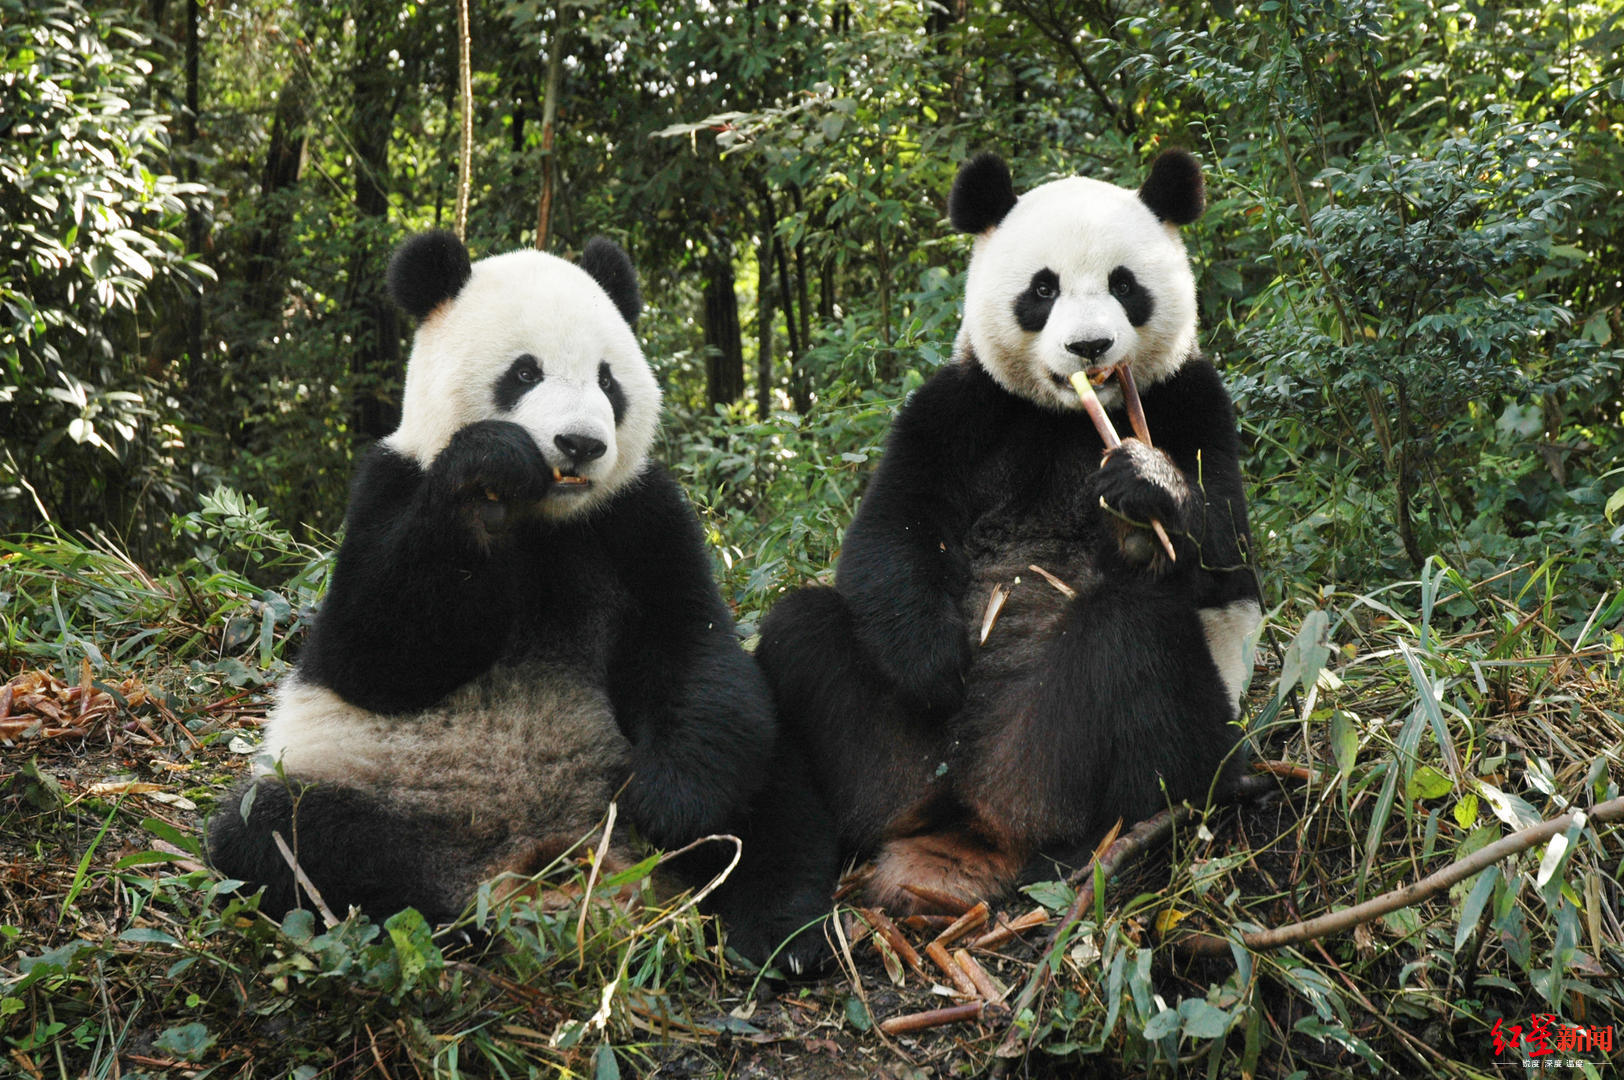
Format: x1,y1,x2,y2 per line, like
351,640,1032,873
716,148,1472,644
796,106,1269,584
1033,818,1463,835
536,6,567,250
774,230,803,415
183,0,203,380
1394,380,1424,568
347,0,404,442
756,187,777,418
242,66,310,302
703,246,745,407
790,182,812,413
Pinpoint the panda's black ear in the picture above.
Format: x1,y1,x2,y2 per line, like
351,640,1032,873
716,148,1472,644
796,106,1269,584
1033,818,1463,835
949,152,1018,235
579,236,642,328
1139,148,1205,226
387,230,472,319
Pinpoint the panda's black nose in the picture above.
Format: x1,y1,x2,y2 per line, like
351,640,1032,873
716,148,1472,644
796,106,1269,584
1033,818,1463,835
554,433,608,464
1065,337,1115,361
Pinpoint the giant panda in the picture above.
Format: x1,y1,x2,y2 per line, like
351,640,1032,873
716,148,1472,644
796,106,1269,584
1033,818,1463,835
207,230,837,970
756,150,1261,913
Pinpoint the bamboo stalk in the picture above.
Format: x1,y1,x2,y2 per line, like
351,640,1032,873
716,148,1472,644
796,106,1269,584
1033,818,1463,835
860,907,925,977
878,1001,985,1036
924,940,979,999
970,907,1050,950
1067,371,1176,561
954,948,1008,1007
932,900,990,948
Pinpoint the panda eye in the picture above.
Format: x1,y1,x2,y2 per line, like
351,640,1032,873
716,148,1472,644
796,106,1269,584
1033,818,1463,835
1030,270,1060,301
598,365,613,392
513,354,543,384
1109,268,1137,299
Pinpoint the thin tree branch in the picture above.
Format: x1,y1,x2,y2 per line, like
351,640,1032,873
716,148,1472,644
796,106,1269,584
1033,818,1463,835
453,0,473,239
1180,795,1624,957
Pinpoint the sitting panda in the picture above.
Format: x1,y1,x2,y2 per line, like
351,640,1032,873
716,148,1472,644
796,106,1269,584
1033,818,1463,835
756,150,1261,913
208,230,837,970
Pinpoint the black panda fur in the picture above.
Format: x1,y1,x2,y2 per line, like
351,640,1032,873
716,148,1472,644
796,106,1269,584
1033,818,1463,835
208,231,837,970
756,151,1261,913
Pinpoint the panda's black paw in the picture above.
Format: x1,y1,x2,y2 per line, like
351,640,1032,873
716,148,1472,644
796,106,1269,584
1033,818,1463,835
723,911,833,980
853,604,972,717
430,420,554,542
1093,439,1193,562
887,638,972,717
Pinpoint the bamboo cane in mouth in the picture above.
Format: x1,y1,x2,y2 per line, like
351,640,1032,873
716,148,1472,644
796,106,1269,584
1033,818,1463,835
1067,370,1176,562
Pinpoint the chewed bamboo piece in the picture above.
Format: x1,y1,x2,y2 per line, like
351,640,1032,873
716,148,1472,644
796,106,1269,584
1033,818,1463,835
1067,370,1176,562
550,467,589,486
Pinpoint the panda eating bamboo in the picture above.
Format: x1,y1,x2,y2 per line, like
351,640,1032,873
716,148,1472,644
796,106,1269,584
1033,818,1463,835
757,150,1262,913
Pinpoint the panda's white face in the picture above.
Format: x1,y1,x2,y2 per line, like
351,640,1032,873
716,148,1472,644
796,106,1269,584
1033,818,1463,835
961,176,1199,413
386,249,660,519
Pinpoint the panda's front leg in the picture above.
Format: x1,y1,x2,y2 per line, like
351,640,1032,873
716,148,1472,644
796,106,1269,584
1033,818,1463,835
425,419,557,552
299,421,555,716
1089,438,1198,571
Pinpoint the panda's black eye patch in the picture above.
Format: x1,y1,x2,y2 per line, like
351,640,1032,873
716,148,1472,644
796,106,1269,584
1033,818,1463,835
1109,267,1154,327
1014,268,1060,333
493,354,544,411
598,362,627,426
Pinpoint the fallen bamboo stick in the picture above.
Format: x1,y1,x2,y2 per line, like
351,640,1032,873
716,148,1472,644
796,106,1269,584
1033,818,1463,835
924,940,979,999
954,948,1008,1008
861,907,925,977
1180,794,1624,957
970,907,1050,950
878,1001,985,1036
932,900,990,949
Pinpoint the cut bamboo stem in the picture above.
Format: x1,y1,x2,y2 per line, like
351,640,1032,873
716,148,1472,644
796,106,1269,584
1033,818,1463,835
861,907,925,977
1115,363,1154,446
955,948,1008,1008
1067,371,1176,562
970,907,1050,950
932,900,990,949
879,1001,986,1036
925,940,980,999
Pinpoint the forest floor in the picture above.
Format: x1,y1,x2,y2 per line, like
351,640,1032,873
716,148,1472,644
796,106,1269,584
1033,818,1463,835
3,573,1621,1078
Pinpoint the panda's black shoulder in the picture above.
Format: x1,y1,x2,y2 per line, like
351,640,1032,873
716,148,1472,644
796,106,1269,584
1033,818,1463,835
592,464,726,608
890,358,1017,452
594,462,697,543
1144,356,1241,452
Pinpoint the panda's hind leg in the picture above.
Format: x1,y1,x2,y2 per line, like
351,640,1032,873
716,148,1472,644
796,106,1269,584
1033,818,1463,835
866,808,1030,915
685,738,841,975
755,585,952,853
207,776,488,925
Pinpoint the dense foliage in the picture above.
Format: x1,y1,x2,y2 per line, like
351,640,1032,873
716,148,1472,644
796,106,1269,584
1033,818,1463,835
2,0,1621,1076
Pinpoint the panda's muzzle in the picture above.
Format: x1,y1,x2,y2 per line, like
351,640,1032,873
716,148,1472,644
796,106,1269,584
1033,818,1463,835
546,432,606,491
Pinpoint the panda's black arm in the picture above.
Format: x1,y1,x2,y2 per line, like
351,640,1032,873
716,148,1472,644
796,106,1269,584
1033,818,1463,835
298,430,536,715
599,467,777,847
1137,360,1261,609
835,370,980,716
